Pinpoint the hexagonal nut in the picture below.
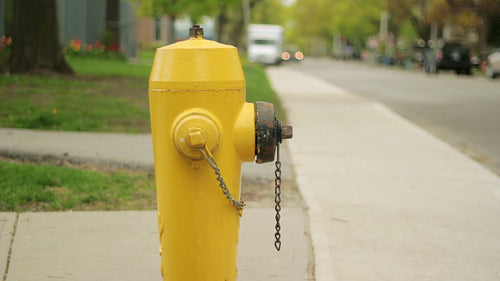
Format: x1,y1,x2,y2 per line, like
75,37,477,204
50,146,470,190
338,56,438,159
281,125,293,140
186,128,206,148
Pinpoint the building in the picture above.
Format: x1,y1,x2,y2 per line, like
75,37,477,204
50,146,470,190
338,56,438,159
57,0,138,58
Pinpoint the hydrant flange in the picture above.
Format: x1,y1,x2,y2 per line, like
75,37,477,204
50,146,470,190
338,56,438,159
255,101,277,163
255,101,293,163
173,109,220,160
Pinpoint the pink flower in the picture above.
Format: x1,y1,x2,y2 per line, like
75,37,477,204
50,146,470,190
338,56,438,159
109,42,119,52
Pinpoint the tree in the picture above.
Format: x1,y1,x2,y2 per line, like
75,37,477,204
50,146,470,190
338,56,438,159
291,0,334,54
390,0,500,49
290,0,384,54
216,0,283,48
134,0,251,47
134,0,236,44
487,0,500,46
330,0,383,43
212,0,244,44
384,0,433,42
8,0,73,74
251,0,285,24
386,0,417,42
133,0,191,44
153,0,194,44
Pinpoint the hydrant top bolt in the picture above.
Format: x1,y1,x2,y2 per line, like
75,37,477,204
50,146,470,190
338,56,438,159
186,128,206,148
190,25,204,39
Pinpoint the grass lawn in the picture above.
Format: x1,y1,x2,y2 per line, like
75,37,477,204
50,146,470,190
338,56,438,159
0,160,156,212
0,52,282,212
0,57,151,133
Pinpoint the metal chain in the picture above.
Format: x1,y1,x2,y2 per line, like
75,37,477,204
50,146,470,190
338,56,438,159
197,129,283,250
198,145,245,214
274,142,282,251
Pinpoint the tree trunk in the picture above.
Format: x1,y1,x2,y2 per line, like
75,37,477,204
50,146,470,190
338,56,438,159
167,15,176,44
216,6,228,43
8,0,74,74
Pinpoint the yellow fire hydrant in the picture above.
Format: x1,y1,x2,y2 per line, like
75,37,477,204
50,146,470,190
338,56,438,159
149,25,292,281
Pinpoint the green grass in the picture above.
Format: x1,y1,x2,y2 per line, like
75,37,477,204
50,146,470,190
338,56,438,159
139,50,156,61
0,84,149,132
67,56,152,79
0,57,151,133
0,74,92,88
0,160,156,212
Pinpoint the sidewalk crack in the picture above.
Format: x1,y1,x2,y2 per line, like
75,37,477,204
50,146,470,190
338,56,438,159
2,213,19,281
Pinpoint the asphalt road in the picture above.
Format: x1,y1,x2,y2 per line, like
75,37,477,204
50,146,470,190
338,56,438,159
284,58,500,176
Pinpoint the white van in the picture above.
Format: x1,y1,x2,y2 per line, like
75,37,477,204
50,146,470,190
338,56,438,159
247,24,284,65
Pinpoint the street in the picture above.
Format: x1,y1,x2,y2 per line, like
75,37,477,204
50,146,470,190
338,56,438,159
286,58,500,176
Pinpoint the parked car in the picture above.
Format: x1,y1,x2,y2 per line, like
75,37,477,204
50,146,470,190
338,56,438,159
425,42,472,75
437,42,473,74
486,49,500,79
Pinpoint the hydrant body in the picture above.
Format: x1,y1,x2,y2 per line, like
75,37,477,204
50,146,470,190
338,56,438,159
149,30,255,280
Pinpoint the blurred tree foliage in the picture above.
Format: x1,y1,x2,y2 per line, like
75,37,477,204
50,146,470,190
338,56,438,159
290,0,383,54
131,0,210,44
388,0,500,47
288,0,500,54
132,0,286,48
212,0,285,48
132,0,498,53
251,0,286,24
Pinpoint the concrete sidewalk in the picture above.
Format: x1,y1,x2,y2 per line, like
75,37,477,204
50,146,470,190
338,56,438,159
0,129,154,170
267,66,500,281
0,209,309,281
